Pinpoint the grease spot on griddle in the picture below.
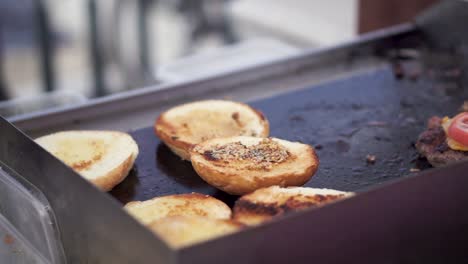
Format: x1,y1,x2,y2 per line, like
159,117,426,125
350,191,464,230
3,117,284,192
351,103,364,110
400,99,413,108
289,115,305,122
335,139,350,153
374,136,391,142
339,128,361,138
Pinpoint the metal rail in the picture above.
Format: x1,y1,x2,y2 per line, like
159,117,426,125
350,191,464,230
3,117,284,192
137,0,154,84
88,0,107,97
35,0,55,93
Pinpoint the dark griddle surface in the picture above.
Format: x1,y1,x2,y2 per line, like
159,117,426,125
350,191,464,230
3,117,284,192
111,62,468,205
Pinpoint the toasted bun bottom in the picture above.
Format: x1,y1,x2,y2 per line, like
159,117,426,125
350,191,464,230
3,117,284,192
190,137,319,195
35,131,139,191
124,193,232,225
154,100,269,160
233,186,353,225
148,216,243,248
92,152,137,191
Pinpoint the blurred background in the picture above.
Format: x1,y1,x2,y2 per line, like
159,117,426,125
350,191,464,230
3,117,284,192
0,0,437,117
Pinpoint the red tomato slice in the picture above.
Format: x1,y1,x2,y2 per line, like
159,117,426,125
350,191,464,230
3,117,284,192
448,112,468,147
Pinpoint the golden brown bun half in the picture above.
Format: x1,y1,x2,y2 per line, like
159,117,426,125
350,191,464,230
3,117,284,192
190,136,319,195
35,131,138,191
233,186,354,225
154,100,269,160
124,193,231,225
148,215,243,249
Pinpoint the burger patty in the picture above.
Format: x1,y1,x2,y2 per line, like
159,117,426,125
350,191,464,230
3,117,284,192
415,116,468,167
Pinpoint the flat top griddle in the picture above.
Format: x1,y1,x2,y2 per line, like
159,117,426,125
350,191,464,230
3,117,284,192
111,59,468,205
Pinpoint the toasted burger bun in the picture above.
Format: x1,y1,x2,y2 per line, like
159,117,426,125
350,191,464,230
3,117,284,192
148,215,243,249
35,131,138,191
233,186,354,225
154,100,269,160
190,136,319,195
124,193,231,225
